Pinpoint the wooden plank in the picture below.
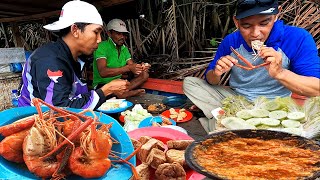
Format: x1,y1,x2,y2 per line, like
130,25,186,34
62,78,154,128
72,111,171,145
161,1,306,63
141,78,184,95
0,11,60,23
0,48,25,64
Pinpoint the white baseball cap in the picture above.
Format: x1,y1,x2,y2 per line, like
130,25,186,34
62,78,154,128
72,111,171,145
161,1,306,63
43,0,103,31
106,19,129,33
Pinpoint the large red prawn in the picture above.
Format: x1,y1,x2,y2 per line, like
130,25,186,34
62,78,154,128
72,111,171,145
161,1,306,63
0,98,140,179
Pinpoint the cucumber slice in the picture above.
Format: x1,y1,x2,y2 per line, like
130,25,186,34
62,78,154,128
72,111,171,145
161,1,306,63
267,127,283,131
250,109,269,118
256,124,274,129
260,118,281,126
261,101,280,111
269,110,288,120
246,118,262,126
282,128,303,136
287,112,305,121
221,117,256,130
281,120,301,128
236,110,253,119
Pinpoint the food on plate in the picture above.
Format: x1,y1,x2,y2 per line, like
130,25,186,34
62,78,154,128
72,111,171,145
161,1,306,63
193,137,320,180
99,99,126,110
166,149,186,166
268,110,287,120
167,139,194,150
155,162,186,180
221,117,256,130
138,138,165,163
131,136,193,179
146,148,166,169
0,98,139,179
169,108,187,121
136,163,150,180
218,96,320,138
138,136,152,145
162,116,173,125
150,116,173,127
122,104,152,131
147,103,166,112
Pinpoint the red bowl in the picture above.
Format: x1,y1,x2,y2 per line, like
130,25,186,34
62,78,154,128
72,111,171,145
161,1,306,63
119,115,125,123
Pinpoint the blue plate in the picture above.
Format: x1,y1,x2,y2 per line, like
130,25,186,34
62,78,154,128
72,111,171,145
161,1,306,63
97,100,133,114
162,96,187,107
0,106,135,180
138,116,176,128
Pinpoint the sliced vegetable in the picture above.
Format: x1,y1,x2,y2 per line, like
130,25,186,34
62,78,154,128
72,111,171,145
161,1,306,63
281,120,301,128
236,110,253,119
282,127,303,136
249,109,269,118
260,118,281,126
287,112,305,121
261,101,280,111
246,118,262,126
221,117,256,130
256,124,280,129
269,110,288,120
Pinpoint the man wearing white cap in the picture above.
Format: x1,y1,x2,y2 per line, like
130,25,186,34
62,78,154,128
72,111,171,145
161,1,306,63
93,19,150,98
18,1,129,109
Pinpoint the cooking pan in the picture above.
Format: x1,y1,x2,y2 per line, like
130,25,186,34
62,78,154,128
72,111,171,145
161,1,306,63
185,129,320,180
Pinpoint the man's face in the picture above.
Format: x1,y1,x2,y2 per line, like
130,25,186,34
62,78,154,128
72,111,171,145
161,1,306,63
233,14,277,47
77,24,103,55
109,30,127,46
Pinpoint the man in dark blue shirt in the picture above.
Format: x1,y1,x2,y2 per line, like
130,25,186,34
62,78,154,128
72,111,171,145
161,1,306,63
18,0,129,109
183,0,320,132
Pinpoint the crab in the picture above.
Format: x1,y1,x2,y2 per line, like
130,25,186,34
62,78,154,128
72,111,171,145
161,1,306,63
230,40,270,70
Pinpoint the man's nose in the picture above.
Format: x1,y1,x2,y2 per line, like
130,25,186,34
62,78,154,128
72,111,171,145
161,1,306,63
251,26,261,38
97,33,102,43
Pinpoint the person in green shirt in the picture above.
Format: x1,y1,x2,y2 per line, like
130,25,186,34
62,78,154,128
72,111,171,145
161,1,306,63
93,19,150,98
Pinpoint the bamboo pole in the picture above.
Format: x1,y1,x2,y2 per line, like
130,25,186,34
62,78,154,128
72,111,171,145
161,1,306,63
161,28,165,54
127,20,134,56
172,0,179,59
0,23,9,47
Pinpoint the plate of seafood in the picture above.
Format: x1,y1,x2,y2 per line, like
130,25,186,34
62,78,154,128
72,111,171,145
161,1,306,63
97,99,133,114
138,116,176,128
161,108,193,122
0,98,137,180
128,127,205,180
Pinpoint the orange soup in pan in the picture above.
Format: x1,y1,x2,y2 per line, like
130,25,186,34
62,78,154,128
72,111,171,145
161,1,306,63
194,138,320,180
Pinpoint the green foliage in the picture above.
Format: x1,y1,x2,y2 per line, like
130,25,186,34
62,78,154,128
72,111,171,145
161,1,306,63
210,38,218,47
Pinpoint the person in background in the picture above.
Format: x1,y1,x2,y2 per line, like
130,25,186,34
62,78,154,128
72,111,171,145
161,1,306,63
183,0,320,133
93,19,150,98
18,0,129,109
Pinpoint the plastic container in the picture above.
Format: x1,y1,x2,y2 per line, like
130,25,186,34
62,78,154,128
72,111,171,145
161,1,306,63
11,89,19,107
9,63,23,73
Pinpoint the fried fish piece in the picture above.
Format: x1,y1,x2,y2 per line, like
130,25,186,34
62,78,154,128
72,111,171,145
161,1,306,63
155,162,186,180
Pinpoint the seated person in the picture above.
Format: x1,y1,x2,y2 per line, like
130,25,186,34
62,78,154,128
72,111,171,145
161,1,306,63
93,19,150,98
183,0,320,133
18,1,129,109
